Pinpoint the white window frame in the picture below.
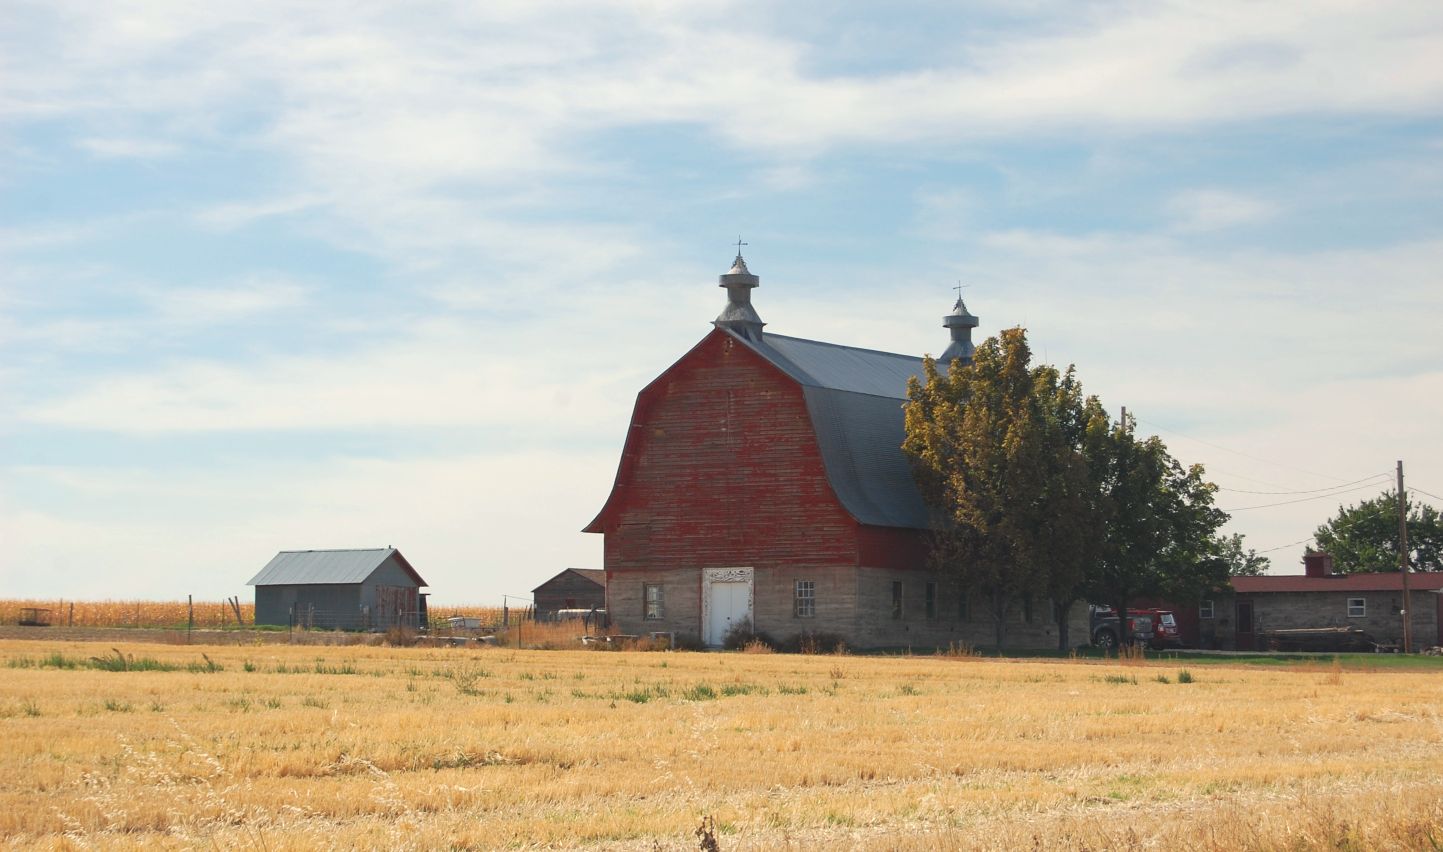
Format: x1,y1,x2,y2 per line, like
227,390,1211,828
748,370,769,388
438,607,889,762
1199,600,1215,620
1347,597,1366,618
793,580,815,618
643,584,664,620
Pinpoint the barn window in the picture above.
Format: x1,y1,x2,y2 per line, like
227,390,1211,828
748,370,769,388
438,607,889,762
925,582,938,619
958,591,969,621
891,582,903,619
794,580,815,618
1022,595,1034,624
1199,600,1215,619
1347,597,1366,618
644,584,664,620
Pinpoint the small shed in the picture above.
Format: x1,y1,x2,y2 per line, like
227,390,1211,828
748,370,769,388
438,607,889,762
248,547,428,630
532,568,606,617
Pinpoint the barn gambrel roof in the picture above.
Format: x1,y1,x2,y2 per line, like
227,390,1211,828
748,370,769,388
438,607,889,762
726,330,933,530
246,547,427,587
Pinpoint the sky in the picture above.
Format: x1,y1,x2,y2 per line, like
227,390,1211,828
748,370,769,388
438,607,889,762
2,0,1441,604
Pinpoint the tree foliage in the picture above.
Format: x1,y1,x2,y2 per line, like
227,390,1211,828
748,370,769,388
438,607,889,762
1313,491,1443,574
903,329,1102,648
1216,533,1270,577
904,327,1234,649
1082,420,1230,627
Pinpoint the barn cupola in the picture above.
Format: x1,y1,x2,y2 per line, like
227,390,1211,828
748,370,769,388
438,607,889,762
714,249,765,341
940,295,979,366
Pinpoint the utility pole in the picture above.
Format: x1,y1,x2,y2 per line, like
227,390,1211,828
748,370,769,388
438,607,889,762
1120,406,1128,433
1397,460,1412,653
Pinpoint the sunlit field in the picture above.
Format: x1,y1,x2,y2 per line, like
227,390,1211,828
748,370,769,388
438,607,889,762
3,640,1442,850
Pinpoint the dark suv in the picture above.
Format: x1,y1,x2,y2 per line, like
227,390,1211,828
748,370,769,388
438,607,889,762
1091,606,1181,650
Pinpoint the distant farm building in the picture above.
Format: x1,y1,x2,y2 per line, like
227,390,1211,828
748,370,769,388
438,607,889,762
247,547,428,630
1199,553,1443,651
532,568,606,617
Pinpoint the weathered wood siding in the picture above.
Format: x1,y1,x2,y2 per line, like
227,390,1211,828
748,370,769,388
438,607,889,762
594,330,864,644
534,572,606,615
255,584,362,628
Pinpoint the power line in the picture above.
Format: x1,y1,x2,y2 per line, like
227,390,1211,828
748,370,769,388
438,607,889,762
1255,537,1313,554
1250,502,1398,554
1409,486,1443,504
1222,481,1394,512
1134,416,1359,485
1216,472,1391,496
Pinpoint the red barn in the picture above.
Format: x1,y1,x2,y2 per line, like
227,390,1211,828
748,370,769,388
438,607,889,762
584,253,1085,649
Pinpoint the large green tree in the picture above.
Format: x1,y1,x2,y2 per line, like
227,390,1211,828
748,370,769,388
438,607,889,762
903,328,1101,649
1313,491,1443,573
905,327,1234,650
1083,419,1231,636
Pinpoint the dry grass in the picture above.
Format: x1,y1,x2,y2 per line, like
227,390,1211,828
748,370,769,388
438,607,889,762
2,639,1442,850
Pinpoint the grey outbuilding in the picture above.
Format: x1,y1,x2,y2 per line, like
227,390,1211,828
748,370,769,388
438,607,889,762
247,547,428,630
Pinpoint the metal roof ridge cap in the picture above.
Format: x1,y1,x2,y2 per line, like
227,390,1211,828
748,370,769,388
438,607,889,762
276,547,392,554
761,332,925,362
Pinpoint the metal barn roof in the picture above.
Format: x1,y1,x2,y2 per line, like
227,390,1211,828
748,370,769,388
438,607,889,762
743,333,924,400
726,329,933,530
247,547,428,587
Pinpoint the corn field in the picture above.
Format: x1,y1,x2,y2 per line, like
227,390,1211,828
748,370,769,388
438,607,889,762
0,599,512,630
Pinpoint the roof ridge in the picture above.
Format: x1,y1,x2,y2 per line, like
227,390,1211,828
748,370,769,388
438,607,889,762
277,547,393,554
760,332,923,362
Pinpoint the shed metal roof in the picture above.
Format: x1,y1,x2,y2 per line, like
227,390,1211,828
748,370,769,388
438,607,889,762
246,547,427,587
726,329,932,530
531,568,606,594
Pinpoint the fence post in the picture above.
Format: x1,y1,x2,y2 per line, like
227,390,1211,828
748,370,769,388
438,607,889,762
188,595,193,643
69,602,75,627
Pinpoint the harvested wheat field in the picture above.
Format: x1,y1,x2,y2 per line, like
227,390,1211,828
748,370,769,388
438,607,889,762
2,640,1442,850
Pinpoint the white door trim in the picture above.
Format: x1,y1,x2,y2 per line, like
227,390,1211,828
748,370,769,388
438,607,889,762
701,567,754,646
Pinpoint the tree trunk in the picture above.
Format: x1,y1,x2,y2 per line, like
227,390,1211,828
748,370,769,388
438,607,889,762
1055,598,1073,652
991,591,1008,649
1115,599,1129,656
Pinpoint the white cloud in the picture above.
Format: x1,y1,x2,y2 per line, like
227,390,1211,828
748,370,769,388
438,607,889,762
195,194,328,231
78,136,180,159
143,276,311,325
1166,189,1279,232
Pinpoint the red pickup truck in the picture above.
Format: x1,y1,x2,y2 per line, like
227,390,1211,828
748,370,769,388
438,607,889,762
1091,607,1182,650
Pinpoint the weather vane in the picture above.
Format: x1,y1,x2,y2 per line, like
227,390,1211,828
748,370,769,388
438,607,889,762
953,280,970,300
735,236,748,256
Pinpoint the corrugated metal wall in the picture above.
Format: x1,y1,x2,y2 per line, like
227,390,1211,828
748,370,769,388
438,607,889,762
255,583,364,628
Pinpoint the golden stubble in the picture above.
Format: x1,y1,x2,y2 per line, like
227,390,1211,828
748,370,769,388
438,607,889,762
1,641,1441,850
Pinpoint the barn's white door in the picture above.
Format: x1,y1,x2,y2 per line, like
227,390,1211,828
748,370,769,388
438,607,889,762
706,581,751,647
